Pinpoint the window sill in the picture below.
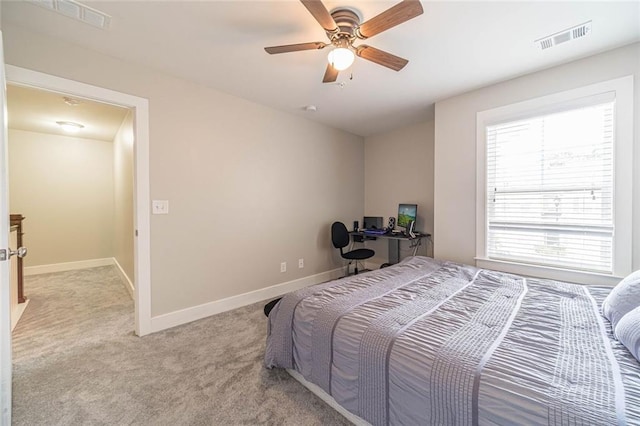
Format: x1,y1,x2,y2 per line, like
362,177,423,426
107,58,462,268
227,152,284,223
474,257,622,286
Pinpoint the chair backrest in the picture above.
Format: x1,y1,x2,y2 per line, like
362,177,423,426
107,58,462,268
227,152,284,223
331,221,350,251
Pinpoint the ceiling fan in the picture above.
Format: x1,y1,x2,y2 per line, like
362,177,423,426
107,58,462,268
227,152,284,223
264,0,423,83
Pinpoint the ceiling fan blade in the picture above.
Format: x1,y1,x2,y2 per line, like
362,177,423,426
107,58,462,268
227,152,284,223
357,0,424,39
356,45,408,71
264,42,328,54
322,64,339,83
300,0,339,33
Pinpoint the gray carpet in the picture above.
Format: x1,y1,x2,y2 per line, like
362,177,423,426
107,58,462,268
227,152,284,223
12,266,350,425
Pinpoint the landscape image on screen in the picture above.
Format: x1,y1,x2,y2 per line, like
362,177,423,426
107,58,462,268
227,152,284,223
397,204,417,228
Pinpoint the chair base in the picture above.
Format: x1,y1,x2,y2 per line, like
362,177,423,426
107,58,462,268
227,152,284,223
344,260,371,277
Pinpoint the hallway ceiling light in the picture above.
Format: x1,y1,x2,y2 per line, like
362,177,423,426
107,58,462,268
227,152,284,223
56,121,85,133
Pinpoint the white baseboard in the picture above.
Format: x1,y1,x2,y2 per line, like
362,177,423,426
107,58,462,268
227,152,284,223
24,259,346,334
150,267,345,333
113,258,134,300
11,299,30,332
24,258,114,276
25,257,135,299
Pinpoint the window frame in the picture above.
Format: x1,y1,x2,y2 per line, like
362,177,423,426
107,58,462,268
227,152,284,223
475,76,633,285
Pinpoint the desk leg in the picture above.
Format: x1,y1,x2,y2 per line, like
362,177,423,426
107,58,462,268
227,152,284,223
411,239,422,257
388,239,401,264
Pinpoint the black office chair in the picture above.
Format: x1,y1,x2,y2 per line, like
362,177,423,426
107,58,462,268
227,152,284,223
331,221,375,276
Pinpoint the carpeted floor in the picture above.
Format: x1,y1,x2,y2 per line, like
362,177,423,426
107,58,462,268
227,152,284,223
11,266,350,425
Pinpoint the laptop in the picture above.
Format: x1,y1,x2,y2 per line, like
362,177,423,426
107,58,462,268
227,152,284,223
363,216,383,231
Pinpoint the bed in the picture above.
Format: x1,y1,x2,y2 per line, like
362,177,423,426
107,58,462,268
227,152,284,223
265,256,640,425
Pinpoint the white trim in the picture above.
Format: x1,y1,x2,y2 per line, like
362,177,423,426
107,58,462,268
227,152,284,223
24,258,113,276
24,257,135,300
475,258,622,286
23,256,134,299
286,369,370,426
5,65,152,336
131,101,151,337
113,258,134,299
0,31,11,426
476,109,489,265
10,299,29,332
150,268,344,333
476,75,634,282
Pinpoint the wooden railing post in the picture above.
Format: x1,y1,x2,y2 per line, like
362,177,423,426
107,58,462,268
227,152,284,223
9,214,25,303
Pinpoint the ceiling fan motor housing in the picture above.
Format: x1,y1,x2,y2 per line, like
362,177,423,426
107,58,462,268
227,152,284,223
264,0,424,82
328,8,362,44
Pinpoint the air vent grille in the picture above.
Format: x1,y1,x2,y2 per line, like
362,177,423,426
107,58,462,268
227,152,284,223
536,21,591,50
539,38,553,50
573,25,589,38
28,0,111,29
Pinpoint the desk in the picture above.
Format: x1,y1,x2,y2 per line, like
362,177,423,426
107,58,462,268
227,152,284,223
350,231,431,265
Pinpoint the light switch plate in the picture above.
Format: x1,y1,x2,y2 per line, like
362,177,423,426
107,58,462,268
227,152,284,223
152,200,169,215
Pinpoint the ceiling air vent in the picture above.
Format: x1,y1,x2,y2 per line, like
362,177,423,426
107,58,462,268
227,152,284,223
535,21,591,50
27,0,111,29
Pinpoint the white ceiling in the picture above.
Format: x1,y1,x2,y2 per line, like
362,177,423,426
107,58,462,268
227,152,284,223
3,1,639,137
7,84,130,142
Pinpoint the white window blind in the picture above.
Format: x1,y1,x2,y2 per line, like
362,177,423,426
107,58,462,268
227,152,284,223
485,100,614,274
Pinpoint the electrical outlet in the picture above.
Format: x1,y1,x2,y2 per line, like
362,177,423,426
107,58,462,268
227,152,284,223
298,258,304,268
152,200,169,215
280,262,286,273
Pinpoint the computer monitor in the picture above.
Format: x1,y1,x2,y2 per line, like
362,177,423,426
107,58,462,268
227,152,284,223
397,204,417,230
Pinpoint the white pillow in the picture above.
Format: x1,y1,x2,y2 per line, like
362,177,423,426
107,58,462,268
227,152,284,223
602,269,640,330
615,306,640,362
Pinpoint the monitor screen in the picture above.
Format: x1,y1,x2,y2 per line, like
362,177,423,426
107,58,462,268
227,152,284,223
397,204,417,229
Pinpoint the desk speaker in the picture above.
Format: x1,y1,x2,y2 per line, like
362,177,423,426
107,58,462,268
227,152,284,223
388,217,396,230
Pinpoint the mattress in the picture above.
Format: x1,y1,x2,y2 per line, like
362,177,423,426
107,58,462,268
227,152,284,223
265,256,640,425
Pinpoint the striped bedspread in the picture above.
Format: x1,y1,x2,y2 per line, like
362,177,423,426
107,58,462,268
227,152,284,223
265,256,640,425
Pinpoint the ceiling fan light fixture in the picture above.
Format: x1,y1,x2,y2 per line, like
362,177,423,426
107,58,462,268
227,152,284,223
328,47,355,71
264,0,423,82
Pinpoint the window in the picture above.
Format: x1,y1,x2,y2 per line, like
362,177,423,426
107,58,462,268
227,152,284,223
476,77,633,284
486,101,614,273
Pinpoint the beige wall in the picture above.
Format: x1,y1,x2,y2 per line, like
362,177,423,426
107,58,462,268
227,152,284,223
113,110,134,284
2,23,365,317
434,42,640,269
364,120,434,264
8,129,114,266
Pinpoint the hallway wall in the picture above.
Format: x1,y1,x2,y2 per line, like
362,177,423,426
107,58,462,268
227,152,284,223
8,129,114,267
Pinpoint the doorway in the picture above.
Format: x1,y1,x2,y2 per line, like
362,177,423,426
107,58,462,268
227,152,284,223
5,65,151,336
7,84,134,329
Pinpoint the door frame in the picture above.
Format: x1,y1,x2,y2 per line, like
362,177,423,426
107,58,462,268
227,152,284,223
5,65,152,336
1,31,11,426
